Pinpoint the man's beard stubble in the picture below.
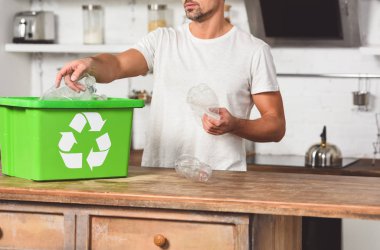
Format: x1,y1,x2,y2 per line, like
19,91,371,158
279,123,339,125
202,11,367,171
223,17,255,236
185,1,213,22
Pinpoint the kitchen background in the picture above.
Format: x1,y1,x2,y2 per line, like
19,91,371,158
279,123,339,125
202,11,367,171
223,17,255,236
1,0,380,249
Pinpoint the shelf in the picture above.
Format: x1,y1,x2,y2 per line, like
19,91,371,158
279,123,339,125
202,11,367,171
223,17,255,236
7,43,380,55
5,43,132,53
359,45,380,55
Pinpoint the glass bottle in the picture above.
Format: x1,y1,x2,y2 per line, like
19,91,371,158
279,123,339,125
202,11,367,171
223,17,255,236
147,4,167,32
82,4,104,44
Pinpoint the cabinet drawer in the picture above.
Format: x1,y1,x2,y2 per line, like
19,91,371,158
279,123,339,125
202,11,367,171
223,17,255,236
90,215,244,250
0,211,64,249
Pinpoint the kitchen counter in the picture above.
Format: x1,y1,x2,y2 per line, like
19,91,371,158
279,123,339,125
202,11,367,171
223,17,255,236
1,166,380,218
1,166,380,249
130,149,380,177
248,158,380,176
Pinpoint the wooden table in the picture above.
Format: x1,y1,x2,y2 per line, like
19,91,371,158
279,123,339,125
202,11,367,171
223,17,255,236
0,166,380,250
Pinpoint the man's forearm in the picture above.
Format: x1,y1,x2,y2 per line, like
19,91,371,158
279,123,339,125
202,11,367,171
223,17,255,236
89,49,149,83
232,115,286,142
88,53,121,83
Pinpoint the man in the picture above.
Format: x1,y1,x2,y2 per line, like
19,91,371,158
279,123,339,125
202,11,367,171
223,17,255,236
55,0,286,171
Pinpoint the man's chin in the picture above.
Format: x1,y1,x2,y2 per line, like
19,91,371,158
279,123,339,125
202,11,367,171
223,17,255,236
185,11,199,21
186,14,200,22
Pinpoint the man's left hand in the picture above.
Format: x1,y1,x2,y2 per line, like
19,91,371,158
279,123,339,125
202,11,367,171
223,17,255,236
201,108,238,135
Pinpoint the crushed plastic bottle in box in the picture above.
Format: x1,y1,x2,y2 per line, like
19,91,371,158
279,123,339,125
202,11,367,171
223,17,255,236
40,74,107,101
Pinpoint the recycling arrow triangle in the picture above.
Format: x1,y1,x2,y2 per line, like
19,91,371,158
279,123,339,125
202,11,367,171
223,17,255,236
58,112,112,171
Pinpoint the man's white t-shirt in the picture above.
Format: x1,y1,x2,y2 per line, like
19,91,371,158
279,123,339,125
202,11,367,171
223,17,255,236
133,23,279,171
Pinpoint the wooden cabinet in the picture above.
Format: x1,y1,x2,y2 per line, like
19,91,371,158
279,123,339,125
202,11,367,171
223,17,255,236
0,203,249,250
88,209,249,250
0,204,68,250
2,165,380,249
0,211,64,249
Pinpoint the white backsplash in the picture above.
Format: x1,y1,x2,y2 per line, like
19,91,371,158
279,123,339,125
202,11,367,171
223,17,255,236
255,48,380,158
29,0,380,158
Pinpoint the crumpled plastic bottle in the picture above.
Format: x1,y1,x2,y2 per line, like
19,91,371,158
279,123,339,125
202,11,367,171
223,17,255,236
186,83,221,121
174,155,212,182
40,74,107,101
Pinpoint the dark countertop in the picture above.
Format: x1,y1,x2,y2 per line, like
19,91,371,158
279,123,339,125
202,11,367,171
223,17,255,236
129,150,380,177
247,157,380,177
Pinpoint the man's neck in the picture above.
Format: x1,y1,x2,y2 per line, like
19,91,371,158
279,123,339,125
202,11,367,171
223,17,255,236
189,16,233,39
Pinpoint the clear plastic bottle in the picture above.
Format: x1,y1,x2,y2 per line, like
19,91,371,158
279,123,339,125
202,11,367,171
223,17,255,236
174,155,212,182
148,4,167,32
82,4,104,44
187,83,221,121
40,74,102,100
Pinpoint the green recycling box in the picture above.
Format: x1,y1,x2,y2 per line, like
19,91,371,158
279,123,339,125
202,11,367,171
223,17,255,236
0,97,144,181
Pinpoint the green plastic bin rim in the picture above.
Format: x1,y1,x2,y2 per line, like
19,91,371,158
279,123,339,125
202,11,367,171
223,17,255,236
0,97,145,109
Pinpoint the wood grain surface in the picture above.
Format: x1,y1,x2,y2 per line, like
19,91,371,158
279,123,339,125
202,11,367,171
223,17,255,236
90,210,247,250
252,214,301,250
0,166,380,220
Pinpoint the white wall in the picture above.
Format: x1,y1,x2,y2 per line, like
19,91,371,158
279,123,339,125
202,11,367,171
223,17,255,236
255,49,380,158
0,0,31,96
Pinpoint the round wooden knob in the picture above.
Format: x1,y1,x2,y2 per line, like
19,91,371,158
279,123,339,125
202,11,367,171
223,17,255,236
153,234,167,248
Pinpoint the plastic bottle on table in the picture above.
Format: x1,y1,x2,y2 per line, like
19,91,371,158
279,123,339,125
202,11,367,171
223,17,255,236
174,155,212,182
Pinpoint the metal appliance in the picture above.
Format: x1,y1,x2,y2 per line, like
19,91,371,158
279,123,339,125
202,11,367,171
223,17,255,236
13,11,56,43
248,126,357,168
305,126,343,168
244,0,360,47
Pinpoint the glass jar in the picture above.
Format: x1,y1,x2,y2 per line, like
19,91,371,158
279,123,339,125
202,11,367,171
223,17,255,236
147,4,167,32
82,4,104,44
224,4,231,23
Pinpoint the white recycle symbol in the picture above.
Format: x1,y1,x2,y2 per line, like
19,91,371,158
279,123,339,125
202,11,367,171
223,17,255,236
58,112,111,171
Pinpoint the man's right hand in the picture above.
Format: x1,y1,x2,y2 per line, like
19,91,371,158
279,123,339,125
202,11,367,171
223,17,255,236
55,57,93,92
54,49,149,92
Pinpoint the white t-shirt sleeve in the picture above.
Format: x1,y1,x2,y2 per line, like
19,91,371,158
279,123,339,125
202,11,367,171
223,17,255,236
250,44,279,94
131,28,163,72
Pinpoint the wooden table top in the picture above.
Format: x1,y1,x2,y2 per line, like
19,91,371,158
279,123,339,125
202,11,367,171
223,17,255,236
0,166,380,220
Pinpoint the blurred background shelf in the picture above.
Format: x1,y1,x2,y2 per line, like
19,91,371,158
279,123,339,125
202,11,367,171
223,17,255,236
5,43,131,53
7,44,380,55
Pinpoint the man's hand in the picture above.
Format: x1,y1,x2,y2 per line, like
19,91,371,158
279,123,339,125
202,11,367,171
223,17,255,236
54,49,149,93
201,108,238,135
55,58,93,92
201,91,286,142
